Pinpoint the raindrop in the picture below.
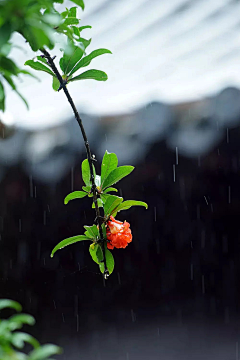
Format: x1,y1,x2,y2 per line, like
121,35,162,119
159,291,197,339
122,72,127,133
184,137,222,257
53,300,56,309
173,164,176,182
76,314,79,332
175,147,178,165
228,186,231,204
226,128,229,143
126,353,129,360
190,264,193,280
19,219,22,233
62,313,65,323
157,328,160,336
0,216,3,231
29,175,33,198
210,203,213,212
154,207,157,222
204,196,208,206
9,259,13,269
236,341,238,360
217,148,220,156
78,262,80,271
119,188,123,197
47,204,50,213
34,186,37,198
117,272,121,285
74,295,78,316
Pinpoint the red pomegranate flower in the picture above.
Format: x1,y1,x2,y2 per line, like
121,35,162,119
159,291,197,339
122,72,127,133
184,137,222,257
106,216,132,249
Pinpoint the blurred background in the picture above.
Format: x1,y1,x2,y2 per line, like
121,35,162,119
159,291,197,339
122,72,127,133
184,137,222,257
2,0,240,359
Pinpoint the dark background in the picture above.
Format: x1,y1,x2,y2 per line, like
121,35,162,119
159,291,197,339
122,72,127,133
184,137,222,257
1,89,240,359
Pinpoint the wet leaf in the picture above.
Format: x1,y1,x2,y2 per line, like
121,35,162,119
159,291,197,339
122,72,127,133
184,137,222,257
51,235,90,257
52,76,60,91
103,195,123,217
111,200,148,217
0,299,22,312
84,225,99,239
69,48,112,76
102,166,134,190
64,191,87,204
101,151,118,188
69,69,108,82
25,60,55,76
28,344,62,360
71,0,84,10
12,332,40,349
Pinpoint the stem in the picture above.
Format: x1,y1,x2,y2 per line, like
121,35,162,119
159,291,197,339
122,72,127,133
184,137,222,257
41,49,109,278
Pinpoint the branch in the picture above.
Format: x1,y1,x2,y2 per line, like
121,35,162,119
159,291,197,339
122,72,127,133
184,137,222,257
41,49,109,279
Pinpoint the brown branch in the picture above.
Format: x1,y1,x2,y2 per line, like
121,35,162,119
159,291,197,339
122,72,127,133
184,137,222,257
41,48,109,279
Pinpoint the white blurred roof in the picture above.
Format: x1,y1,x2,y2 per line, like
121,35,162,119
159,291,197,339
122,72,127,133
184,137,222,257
4,0,240,129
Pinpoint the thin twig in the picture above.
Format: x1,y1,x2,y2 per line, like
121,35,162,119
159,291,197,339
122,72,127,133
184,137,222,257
41,48,109,278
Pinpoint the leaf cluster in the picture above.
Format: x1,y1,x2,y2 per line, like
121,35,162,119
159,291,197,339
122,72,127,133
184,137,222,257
51,151,148,275
0,0,111,109
0,299,62,360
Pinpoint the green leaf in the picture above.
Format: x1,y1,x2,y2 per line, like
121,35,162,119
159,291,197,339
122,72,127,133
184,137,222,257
82,185,91,193
72,26,80,37
103,187,118,194
52,76,60,91
92,198,103,208
103,195,123,217
0,81,5,111
68,7,77,17
102,166,134,190
81,159,95,186
0,23,12,49
64,17,79,25
51,235,90,257
78,37,91,48
8,314,35,330
12,332,40,349
71,0,85,10
84,225,99,240
78,25,92,32
101,151,118,188
2,74,29,109
64,191,87,204
89,243,100,264
99,246,114,275
25,60,55,76
59,41,85,75
69,69,108,82
69,49,112,76
29,344,62,360
36,56,50,66
0,299,22,312
0,81,4,101
0,56,19,75
15,90,29,110
112,200,148,217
